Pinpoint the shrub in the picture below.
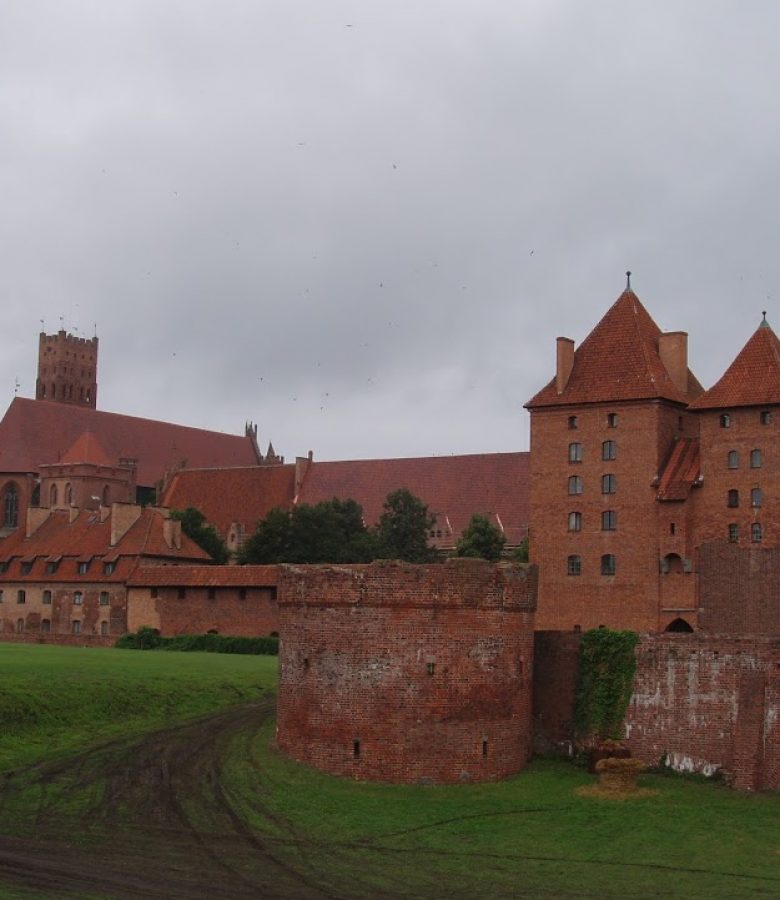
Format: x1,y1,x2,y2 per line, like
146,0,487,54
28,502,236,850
116,628,278,656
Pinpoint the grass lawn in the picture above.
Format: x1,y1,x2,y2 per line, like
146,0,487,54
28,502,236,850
1,643,779,898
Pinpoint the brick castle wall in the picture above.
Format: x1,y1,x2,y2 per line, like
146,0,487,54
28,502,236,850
277,559,537,784
532,631,780,790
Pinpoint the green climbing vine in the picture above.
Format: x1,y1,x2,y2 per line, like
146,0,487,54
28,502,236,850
574,629,639,742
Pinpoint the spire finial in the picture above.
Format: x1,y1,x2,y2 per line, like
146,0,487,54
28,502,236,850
761,310,769,328
626,270,632,291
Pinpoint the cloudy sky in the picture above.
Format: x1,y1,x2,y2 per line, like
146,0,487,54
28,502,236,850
2,1,779,462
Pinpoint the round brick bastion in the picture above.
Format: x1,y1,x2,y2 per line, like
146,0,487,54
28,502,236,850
275,558,538,784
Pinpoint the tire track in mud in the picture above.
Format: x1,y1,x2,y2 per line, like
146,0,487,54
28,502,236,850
0,697,340,899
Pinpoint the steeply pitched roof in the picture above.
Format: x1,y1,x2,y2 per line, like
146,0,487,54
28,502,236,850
690,320,780,410
161,465,297,533
657,438,700,501
0,397,260,484
58,431,113,467
298,452,530,546
526,290,703,408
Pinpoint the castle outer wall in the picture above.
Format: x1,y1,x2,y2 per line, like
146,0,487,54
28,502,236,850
277,559,537,784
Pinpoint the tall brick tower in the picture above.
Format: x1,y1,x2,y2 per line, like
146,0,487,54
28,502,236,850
35,329,98,408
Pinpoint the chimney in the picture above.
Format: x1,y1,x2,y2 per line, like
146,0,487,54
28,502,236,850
556,338,575,394
163,517,182,550
110,502,143,546
26,506,51,538
659,332,688,394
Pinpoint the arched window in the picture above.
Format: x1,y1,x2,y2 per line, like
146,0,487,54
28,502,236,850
16,618,24,633
50,484,58,507
607,412,618,428
568,442,583,463
752,523,763,542
751,488,763,508
567,555,581,576
568,475,583,495
100,621,109,636
665,617,694,633
750,449,762,468
727,489,739,508
601,474,617,494
73,591,83,606
568,512,582,532
3,482,19,528
102,485,110,506
602,440,617,461
64,483,73,505
601,554,616,576
42,590,52,605
727,450,738,469
728,523,739,543
568,415,578,430
72,620,82,635
601,510,617,531
31,482,40,507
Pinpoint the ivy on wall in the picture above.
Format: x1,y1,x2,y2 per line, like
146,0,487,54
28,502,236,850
574,629,639,742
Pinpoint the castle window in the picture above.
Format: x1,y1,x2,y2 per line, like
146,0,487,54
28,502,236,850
727,450,739,469
568,415,578,429
728,523,739,542
353,740,361,758
750,449,762,468
41,619,50,633
607,413,618,428
78,561,89,574
602,440,617,461
103,562,116,575
752,488,763,508
101,621,109,636
720,414,731,428
73,591,83,606
670,523,676,535
3,483,19,528
21,561,33,575
727,489,739,508
761,411,772,425
64,483,73,505
567,555,581,576
45,560,59,574
99,592,109,606
568,475,583,495
601,474,617,494
752,523,763,542
72,620,82,635
601,510,617,531
567,512,582,532
482,739,488,758
17,590,26,604
42,590,52,605
50,484,58,506
16,618,24,633
426,662,435,676
568,442,583,463
601,554,616,576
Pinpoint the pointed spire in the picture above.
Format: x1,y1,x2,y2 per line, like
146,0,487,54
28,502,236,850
761,310,770,328
625,270,632,292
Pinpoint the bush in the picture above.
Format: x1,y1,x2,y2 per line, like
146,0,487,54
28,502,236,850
116,628,278,656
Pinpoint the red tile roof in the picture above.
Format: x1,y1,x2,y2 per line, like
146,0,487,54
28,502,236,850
59,431,113,467
0,398,260,485
297,452,530,546
526,290,703,408
127,564,278,587
0,507,210,583
161,465,297,533
657,438,700,501
690,321,780,410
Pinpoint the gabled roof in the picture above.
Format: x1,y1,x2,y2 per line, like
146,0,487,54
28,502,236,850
161,465,297,534
297,452,530,545
58,431,113,467
128,564,278,588
657,438,700,501
0,397,260,484
526,290,703,408
690,319,780,410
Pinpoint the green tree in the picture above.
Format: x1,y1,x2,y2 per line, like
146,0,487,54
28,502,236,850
511,536,529,563
455,513,506,561
238,506,293,564
375,488,437,563
170,507,229,564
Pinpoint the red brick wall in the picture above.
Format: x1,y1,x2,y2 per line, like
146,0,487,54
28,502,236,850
277,560,537,784
529,402,696,631
127,585,278,636
698,541,780,634
533,631,780,791
0,583,126,639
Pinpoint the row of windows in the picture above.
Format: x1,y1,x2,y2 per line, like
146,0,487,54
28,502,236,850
568,510,617,531
1,589,110,605
720,411,773,428
728,523,764,542
727,488,762,508
567,554,616,576
568,413,619,429
727,449,762,469
148,586,269,600
568,474,617,494
0,559,117,576
568,441,617,463
14,618,108,635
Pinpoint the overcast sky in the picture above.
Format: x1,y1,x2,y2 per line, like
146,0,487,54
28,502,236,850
2,1,779,462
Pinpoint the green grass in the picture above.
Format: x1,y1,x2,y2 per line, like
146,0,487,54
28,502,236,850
0,643,277,769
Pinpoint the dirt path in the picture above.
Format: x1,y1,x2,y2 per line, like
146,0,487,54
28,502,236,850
0,697,345,900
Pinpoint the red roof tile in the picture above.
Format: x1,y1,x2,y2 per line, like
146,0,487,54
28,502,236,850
657,438,700,501
690,321,780,410
526,290,703,408
298,452,530,545
161,465,297,534
59,431,113,466
0,398,260,485
128,564,278,587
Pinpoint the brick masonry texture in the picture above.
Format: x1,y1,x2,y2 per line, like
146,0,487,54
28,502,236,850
276,559,538,784
532,632,780,791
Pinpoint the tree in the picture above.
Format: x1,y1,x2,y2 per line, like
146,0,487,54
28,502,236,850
239,499,379,564
170,507,229,564
455,513,506,561
375,488,437,563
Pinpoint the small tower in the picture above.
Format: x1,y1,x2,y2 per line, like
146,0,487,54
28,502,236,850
36,329,98,408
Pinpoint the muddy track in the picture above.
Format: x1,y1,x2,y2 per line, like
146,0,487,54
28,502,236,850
0,697,346,900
